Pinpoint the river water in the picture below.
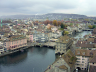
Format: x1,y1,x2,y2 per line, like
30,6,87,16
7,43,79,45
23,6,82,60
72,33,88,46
0,31,92,72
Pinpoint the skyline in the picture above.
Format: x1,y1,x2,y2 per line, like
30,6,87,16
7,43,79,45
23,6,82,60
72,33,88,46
0,0,96,17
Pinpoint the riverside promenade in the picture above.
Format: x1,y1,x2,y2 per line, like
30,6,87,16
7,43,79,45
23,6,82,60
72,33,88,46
0,41,56,57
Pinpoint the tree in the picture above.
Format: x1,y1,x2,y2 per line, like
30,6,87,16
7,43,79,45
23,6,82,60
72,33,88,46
61,23,64,28
94,21,96,24
58,21,61,26
64,31,69,35
88,25,93,29
52,20,58,26
70,23,73,26
93,25,96,29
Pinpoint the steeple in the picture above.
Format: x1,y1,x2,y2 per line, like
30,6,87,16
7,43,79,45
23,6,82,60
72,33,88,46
1,19,2,27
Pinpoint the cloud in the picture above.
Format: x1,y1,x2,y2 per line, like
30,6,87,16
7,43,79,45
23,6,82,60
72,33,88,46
0,0,96,16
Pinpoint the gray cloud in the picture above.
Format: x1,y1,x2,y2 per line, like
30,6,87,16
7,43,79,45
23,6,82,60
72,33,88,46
0,0,96,16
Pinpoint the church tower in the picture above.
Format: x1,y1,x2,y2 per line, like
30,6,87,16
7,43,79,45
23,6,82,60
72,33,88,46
1,19,2,27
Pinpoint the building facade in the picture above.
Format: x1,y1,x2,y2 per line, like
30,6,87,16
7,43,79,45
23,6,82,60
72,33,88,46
45,50,77,72
75,49,96,70
4,35,27,50
55,35,73,54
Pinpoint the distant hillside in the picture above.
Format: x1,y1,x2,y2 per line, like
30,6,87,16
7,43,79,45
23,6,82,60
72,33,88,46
0,13,96,20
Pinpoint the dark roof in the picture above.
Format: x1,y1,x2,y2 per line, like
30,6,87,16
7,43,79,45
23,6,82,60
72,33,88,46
76,41,94,48
62,50,77,68
92,28,96,34
56,35,73,43
89,65,96,72
90,55,96,63
75,49,96,56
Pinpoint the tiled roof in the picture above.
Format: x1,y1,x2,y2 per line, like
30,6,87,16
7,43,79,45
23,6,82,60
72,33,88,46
87,38,94,42
51,50,76,69
75,49,96,56
59,65,68,70
89,65,96,72
8,35,26,41
90,54,96,63
62,49,77,68
75,41,94,48
92,28,96,34
56,35,73,43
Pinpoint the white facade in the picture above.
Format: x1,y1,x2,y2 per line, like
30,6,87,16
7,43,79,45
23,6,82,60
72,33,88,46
55,43,66,54
55,39,73,54
0,47,4,54
75,56,89,70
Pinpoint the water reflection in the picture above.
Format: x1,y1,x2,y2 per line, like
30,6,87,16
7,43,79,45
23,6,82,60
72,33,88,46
28,47,49,56
0,47,55,72
0,51,27,65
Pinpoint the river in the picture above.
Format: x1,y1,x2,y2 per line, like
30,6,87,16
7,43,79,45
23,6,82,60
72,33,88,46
0,31,92,72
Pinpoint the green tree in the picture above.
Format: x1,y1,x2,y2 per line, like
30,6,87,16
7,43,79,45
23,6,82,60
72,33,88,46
70,23,73,26
94,21,96,24
61,23,65,28
88,25,93,29
64,31,69,35
93,25,96,29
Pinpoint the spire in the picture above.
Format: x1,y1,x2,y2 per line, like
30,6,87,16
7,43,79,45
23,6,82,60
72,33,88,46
1,19,2,27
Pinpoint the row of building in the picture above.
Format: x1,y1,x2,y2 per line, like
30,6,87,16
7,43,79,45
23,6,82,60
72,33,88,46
45,28,96,72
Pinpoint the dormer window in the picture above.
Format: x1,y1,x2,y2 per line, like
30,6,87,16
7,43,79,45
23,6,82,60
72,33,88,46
82,52,85,55
77,51,80,54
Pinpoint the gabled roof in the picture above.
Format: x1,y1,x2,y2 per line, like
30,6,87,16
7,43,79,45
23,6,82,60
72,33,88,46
92,28,96,34
75,41,94,48
59,65,68,70
75,49,96,57
62,49,77,68
90,54,96,63
87,38,94,42
56,35,73,43
89,65,96,72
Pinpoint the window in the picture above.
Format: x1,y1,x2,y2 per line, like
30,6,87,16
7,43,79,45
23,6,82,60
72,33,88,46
76,64,80,65
76,61,80,62
82,61,84,63
78,51,80,54
82,58,84,60
82,52,85,55
77,58,80,60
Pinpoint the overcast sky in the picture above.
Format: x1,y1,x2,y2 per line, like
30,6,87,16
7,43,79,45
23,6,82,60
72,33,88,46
0,0,96,16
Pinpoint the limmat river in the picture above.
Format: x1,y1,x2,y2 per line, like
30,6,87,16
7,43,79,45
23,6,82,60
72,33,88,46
0,31,92,72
